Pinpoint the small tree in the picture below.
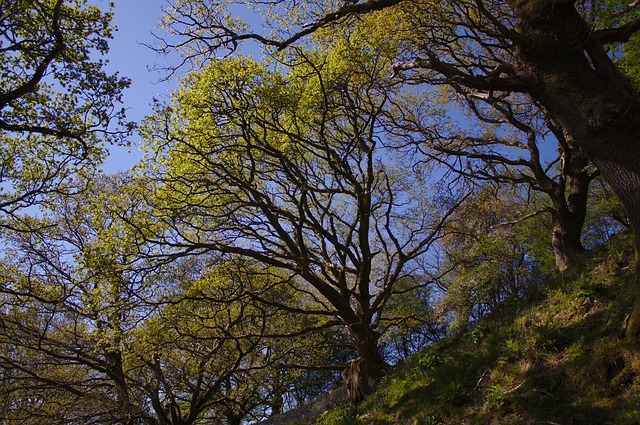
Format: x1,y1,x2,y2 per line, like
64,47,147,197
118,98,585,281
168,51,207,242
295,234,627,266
437,187,548,331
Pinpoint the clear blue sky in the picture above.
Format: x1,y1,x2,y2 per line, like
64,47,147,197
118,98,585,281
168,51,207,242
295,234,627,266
95,0,176,172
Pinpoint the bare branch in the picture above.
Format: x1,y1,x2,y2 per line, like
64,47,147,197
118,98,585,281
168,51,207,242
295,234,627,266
595,17,640,43
392,54,529,93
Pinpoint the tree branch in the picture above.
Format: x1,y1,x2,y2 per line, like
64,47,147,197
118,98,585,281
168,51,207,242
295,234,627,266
392,54,529,93
0,0,64,109
276,0,405,51
595,18,640,43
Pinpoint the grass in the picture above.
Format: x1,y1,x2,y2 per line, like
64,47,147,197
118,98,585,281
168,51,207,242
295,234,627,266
291,232,640,424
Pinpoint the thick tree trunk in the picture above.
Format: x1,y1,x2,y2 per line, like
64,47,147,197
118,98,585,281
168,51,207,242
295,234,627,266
551,226,582,272
343,323,389,404
507,0,640,338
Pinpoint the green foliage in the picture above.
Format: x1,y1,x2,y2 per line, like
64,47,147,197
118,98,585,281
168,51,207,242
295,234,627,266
316,406,358,425
438,187,548,331
527,320,560,352
470,324,489,345
5,1,640,422
0,0,131,223
499,338,520,362
603,0,640,90
416,349,442,372
0,173,157,423
577,276,607,304
141,14,466,407
582,178,628,248
380,277,442,359
621,33,640,90
485,384,508,410
439,381,466,405
0,174,340,424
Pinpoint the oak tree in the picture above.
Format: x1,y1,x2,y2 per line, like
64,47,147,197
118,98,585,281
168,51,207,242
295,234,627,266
0,0,131,227
155,0,640,338
141,33,462,402
0,174,299,424
390,89,598,270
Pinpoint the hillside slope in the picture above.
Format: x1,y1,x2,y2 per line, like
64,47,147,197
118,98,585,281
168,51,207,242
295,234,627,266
287,232,640,424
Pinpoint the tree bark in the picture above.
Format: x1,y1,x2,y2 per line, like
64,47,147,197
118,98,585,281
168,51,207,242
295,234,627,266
226,412,244,425
105,349,145,424
506,0,640,337
551,160,590,271
342,324,389,404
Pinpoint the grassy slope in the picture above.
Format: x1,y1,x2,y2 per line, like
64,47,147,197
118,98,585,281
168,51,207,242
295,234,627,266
296,232,640,425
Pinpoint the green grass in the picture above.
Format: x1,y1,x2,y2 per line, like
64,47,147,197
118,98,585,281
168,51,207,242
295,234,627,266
294,232,640,424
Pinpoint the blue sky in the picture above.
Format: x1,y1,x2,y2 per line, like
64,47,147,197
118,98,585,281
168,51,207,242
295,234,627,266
96,0,176,172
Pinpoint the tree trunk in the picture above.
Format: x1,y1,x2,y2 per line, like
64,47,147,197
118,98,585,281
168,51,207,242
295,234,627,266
226,412,244,425
507,0,640,338
269,390,284,416
551,165,590,271
105,349,145,424
343,323,389,404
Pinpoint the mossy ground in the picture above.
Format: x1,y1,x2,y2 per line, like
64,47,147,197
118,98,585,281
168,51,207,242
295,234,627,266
292,232,640,424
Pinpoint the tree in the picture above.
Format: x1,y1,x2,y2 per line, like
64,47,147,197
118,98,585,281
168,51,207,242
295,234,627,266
0,173,318,424
129,259,293,425
0,173,157,424
391,0,640,263
436,186,548,331
378,276,444,360
389,85,597,271
154,0,640,338
0,0,131,227
141,33,462,402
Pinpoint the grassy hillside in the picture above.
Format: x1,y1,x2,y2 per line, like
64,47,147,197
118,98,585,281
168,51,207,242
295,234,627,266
287,232,640,424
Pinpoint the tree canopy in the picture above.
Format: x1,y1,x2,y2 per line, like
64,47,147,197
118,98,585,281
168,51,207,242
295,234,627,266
140,31,466,401
154,0,640,338
0,0,131,228
1,0,639,422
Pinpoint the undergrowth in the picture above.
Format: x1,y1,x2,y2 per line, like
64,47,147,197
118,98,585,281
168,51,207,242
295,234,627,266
292,232,640,424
